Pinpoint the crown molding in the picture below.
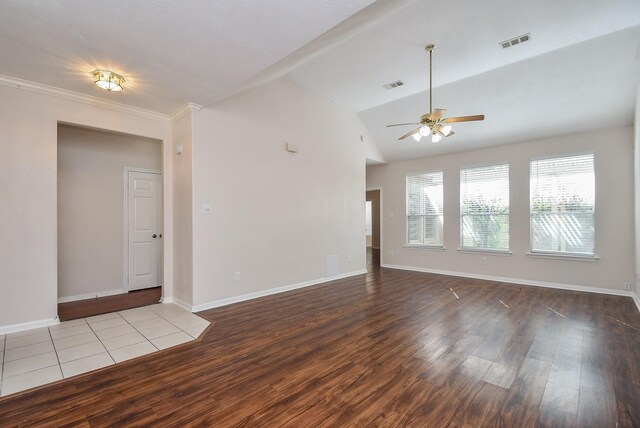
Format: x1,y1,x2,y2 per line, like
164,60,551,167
0,73,170,122
170,102,204,122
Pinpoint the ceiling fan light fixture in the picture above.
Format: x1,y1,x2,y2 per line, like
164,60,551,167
419,126,431,137
412,133,422,142
92,69,125,92
431,132,443,143
441,125,453,136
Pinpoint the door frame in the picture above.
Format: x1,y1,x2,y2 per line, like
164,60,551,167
123,167,163,293
366,187,383,267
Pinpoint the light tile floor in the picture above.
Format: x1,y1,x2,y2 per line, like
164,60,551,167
0,303,210,397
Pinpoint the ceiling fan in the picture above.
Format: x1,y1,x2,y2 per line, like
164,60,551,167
387,44,484,143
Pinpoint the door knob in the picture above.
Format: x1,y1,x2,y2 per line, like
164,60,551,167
152,234,157,238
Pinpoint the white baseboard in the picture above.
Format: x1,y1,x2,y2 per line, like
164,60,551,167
172,296,194,312
161,296,174,304
632,292,640,313
382,263,638,302
0,317,60,335
57,288,125,303
191,269,368,313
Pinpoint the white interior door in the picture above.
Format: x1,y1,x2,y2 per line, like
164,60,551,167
127,171,162,291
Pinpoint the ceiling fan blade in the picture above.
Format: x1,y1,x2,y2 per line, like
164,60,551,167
399,127,422,140
386,122,419,127
429,108,446,120
443,115,485,123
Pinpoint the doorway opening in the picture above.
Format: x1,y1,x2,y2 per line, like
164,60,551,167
57,124,164,320
365,189,381,270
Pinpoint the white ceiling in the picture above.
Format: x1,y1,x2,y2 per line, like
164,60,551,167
2,0,639,163
359,27,640,162
284,0,640,162
0,0,375,114
288,0,640,112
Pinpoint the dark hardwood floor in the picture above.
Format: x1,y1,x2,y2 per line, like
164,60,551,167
57,287,162,321
2,264,639,427
367,246,380,269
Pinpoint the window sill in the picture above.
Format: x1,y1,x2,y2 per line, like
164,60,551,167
526,252,599,261
404,244,446,251
457,248,512,256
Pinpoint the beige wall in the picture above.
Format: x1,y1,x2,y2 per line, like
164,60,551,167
366,190,381,249
0,84,172,331
367,126,635,292
190,78,368,308
57,124,161,300
172,111,194,305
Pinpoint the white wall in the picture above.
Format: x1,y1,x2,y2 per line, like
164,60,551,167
635,77,640,294
0,84,172,331
171,111,194,306
367,127,635,292
190,78,368,308
57,124,162,300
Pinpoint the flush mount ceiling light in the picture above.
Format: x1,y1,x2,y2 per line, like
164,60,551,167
386,44,484,143
91,69,125,91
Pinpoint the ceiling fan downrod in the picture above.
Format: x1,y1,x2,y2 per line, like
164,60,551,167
426,44,435,115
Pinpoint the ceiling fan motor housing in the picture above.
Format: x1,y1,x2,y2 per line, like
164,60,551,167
420,113,438,125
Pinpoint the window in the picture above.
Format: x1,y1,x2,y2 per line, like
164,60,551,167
460,164,509,251
406,171,444,246
530,154,595,256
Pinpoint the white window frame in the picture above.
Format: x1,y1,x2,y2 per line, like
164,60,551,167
405,170,444,249
528,152,597,260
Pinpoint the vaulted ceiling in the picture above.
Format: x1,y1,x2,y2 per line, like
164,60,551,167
1,0,639,162
285,0,640,161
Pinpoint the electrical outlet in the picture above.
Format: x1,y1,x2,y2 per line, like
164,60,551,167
623,282,631,291
481,257,487,265
234,272,240,281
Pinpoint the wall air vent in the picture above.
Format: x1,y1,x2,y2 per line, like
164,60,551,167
383,80,404,90
500,33,530,49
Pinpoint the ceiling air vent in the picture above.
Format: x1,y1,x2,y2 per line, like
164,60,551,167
500,33,530,49
383,80,404,90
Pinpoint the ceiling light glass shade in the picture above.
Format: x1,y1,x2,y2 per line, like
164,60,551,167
412,133,422,142
419,126,431,136
92,70,125,91
441,125,453,136
432,132,443,143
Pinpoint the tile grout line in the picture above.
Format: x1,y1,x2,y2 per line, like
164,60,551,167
148,310,203,340
46,326,63,379
3,338,59,363
122,313,160,352
85,315,119,367
3,329,52,352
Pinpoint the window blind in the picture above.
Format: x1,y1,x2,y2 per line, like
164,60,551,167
530,154,595,255
460,164,509,250
406,171,444,246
